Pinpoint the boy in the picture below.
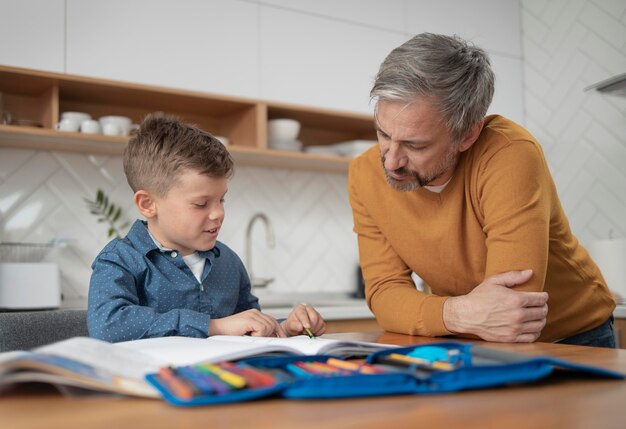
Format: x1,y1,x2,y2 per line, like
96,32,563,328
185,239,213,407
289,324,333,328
88,113,326,342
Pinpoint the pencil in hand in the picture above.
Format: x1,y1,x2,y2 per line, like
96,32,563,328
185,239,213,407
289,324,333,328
304,327,315,339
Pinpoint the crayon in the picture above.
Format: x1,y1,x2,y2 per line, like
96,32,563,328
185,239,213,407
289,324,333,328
285,362,315,378
176,365,216,395
386,353,455,371
219,362,276,388
158,367,195,399
197,363,247,389
189,365,233,394
325,357,382,374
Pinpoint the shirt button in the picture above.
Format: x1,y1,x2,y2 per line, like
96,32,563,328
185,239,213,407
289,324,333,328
171,251,178,258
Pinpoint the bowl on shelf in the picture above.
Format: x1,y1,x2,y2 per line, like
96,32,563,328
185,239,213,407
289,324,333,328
333,140,377,157
303,145,342,157
303,140,376,158
99,115,132,136
268,138,302,152
268,119,301,141
61,112,91,123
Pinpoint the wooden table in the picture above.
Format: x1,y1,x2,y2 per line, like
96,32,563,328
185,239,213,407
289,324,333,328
2,331,626,429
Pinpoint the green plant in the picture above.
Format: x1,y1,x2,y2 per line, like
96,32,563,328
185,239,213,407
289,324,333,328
84,189,129,239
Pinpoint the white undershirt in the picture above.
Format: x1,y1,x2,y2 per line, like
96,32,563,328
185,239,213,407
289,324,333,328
147,229,205,283
424,177,453,193
182,252,205,283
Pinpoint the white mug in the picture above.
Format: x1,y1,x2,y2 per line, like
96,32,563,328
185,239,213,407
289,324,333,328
99,116,132,136
102,122,122,136
80,119,101,134
55,118,81,132
61,111,91,123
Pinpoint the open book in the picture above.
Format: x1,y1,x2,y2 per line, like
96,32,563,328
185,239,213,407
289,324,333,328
115,335,395,367
0,337,162,398
0,335,393,398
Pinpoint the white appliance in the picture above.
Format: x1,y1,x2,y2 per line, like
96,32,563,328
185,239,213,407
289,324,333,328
0,262,61,310
589,238,626,304
0,242,63,310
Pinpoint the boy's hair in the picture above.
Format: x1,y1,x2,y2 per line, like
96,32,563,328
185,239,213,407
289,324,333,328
123,113,233,196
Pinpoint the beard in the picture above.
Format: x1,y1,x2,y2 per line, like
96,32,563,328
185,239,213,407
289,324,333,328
382,145,459,192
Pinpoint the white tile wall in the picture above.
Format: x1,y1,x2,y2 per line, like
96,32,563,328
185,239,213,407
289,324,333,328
521,0,626,244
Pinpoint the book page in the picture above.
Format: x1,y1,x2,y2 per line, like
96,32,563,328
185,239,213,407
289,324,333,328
209,335,344,355
0,338,161,397
115,335,396,366
209,335,394,357
36,337,163,379
115,336,298,366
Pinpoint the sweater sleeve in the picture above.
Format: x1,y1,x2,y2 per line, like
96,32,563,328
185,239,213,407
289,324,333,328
477,140,552,291
348,159,450,336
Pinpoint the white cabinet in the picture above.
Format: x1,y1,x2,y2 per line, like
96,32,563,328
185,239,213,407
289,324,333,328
405,0,524,124
0,0,65,72
65,0,260,99
259,6,407,114
259,0,406,32
406,0,522,57
488,54,524,124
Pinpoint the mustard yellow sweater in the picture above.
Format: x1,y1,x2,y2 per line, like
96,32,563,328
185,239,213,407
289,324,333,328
348,115,615,342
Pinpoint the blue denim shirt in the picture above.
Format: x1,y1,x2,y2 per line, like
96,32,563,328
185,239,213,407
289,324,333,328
87,220,259,342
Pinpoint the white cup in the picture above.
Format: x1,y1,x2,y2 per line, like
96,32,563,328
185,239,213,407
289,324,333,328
55,118,81,132
80,119,101,134
61,111,91,123
268,118,301,141
99,116,132,136
102,122,122,136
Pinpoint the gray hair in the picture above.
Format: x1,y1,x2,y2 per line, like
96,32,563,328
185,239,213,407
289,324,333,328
371,33,495,141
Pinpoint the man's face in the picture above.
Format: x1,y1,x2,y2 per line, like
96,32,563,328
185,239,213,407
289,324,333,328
376,99,461,192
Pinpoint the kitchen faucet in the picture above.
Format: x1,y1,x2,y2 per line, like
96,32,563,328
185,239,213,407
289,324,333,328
245,212,275,288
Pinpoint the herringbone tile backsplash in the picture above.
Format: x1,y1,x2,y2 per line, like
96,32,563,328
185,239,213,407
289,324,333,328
0,148,358,308
521,0,626,245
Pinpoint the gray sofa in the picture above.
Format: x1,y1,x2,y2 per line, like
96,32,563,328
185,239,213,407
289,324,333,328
0,309,88,352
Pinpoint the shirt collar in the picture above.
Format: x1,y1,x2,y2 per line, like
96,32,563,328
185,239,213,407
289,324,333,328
127,220,220,259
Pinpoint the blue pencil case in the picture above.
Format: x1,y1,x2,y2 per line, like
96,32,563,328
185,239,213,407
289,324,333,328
366,341,624,394
146,341,624,406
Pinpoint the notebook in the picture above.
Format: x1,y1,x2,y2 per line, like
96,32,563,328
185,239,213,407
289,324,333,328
115,335,396,367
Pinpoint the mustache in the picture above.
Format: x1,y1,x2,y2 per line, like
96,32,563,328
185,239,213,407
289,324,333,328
381,155,411,176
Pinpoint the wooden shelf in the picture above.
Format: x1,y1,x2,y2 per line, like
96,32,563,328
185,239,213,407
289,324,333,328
0,125,351,172
0,65,375,172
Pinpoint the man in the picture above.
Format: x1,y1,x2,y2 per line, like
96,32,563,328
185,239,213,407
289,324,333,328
348,33,616,347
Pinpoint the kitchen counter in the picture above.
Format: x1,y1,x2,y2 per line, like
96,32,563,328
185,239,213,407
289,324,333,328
255,292,374,321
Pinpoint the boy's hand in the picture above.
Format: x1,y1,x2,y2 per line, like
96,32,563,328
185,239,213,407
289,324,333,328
282,304,326,337
209,309,287,337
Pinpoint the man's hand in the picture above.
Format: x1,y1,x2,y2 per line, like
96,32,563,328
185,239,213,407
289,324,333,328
443,269,548,343
209,309,287,337
282,304,327,337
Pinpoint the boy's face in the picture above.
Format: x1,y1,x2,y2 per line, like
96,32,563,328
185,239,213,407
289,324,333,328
147,169,228,256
